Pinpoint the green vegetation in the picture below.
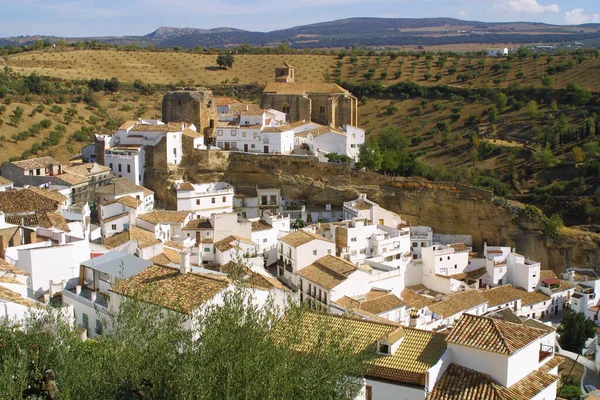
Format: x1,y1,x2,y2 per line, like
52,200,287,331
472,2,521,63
0,289,370,400
557,311,596,353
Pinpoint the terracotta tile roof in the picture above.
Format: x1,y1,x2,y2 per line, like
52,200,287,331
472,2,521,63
0,285,39,307
449,243,469,252
201,238,213,244
117,195,141,209
177,181,195,191
104,226,160,249
150,247,181,265
55,172,89,186
554,279,576,292
0,176,12,186
539,355,564,372
485,307,523,324
401,289,435,310
129,122,189,133
428,363,503,400
214,96,241,107
522,318,555,334
262,125,292,132
449,266,487,280
12,156,61,171
0,275,22,284
334,296,362,310
95,178,153,196
137,210,190,225
110,264,230,314
5,211,69,231
279,230,331,247
447,314,547,355
214,235,256,252
118,120,137,130
29,187,68,204
102,212,129,223
297,255,356,290
365,288,391,300
184,218,212,230
263,82,349,95
251,220,271,232
63,162,110,177
277,312,446,386
164,241,185,250
514,288,551,307
428,290,487,319
44,212,70,232
497,368,558,399
182,128,202,139
480,284,521,308
234,186,257,198
0,258,29,276
0,189,64,214
244,272,290,292
358,294,405,315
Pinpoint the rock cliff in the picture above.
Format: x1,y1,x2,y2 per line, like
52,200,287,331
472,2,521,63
145,151,600,274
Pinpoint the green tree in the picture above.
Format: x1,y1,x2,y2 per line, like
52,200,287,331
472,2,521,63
357,142,383,171
534,146,557,168
9,106,23,127
291,217,306,229
557,311,595,353
216,54,235,69
526,100,539,118
571,146,585,163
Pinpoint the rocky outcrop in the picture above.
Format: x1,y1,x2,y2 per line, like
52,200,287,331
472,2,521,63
144,151,600,273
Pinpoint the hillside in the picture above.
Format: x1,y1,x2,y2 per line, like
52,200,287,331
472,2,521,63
1,17,599,49
1,48,599,225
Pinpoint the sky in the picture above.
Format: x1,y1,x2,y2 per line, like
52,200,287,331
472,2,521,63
0,0,599,38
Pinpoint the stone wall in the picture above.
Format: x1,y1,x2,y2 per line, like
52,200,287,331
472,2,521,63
144,151,600,273
260,94,311,123
162,89,217,142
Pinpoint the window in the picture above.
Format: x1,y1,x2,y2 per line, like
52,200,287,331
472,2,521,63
350,237,357,242
261,196,268,205
447,256,450,260
270,195,277,205
413,242,418,247
328,249,332,255
231,130,237,136
212,198,216,204
82,313,89,330
378,343,390,355
439,257,442,261
251,144,255,149
222,196,226,202
173,148,177,155
217,130,223,136
308,283,312,294
95,319,103,335
454,264,457,269
360,249,365,254
242,132,247,137
109,163,113,169
313,250,317,256
36,168,41,175
118,164,122,172
127,164,131,173
263,238,268,243
204,248,210,252
319,106,325,113
350,144,356,148
282,103,291,114
111,224,117,230
196,199,200,205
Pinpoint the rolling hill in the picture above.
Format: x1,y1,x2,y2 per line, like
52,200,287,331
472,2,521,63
1,17,600,49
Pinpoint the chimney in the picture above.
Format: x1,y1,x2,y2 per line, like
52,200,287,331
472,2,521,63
90,291,97,303
138,118,142,123
75,285,82,295
0,211,5,226
181,122,185,131
180,251,191,274
58,232,66,245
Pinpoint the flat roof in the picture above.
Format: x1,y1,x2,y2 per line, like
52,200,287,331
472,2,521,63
81,251,152,278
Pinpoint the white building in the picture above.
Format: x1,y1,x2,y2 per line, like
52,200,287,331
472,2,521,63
174,181,234,218
98,196,142,238
95,177,154,213
136,210,194,244
410,226,433,261
100,119,201,186
61,251,153,338
233,185,282,219
277,229,336,287
342,193,405,228
487,47,509,57
293,121,365,161
215,109,294,154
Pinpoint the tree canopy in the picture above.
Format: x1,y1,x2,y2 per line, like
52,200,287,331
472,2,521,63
557,311,596,353
216,54,235,69
0,288,370,400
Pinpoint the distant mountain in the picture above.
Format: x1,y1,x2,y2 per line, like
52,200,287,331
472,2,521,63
2,17,599,49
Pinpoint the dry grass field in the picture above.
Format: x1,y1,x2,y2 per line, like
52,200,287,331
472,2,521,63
6,50,336,86
6,49,600,91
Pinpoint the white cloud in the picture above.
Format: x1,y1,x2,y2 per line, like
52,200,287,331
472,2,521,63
565,8,600,25
495,0,560,14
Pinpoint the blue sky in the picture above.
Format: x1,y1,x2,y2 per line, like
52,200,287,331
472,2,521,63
0,0,598,38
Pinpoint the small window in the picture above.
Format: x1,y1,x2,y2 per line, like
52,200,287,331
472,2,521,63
204,248,210,252
111,224,117,230
251,144,255,149
319,106,325,113
263,238,268,243
439,257,442,261
351,237,357,242
196,199,200,205
82,313,89,329
447,256,450,260
222,196,226,203
328,249,332,255
109,163,113,169
217,130,223,136
242,132,247,137
378,343,390,354
118,164,122,172
212,198,215,204
231,130,237,136
313,250,317,256
127,164,131,173
412,242,418,247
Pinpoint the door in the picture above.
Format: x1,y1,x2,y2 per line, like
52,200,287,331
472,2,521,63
225,142,230,150
244,144,248,152
196,232,200,244
264,145,269,153
555,305,558,315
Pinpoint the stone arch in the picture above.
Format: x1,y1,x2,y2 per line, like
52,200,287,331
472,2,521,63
282,102,291,114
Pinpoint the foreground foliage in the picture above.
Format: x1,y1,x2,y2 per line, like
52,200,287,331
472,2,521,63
0,289,371,400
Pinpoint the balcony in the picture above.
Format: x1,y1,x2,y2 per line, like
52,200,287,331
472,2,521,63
539,344,553,363
62,286,109,311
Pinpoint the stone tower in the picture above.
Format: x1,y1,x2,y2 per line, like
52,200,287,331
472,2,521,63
162,89,217,142
274,62,295,83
